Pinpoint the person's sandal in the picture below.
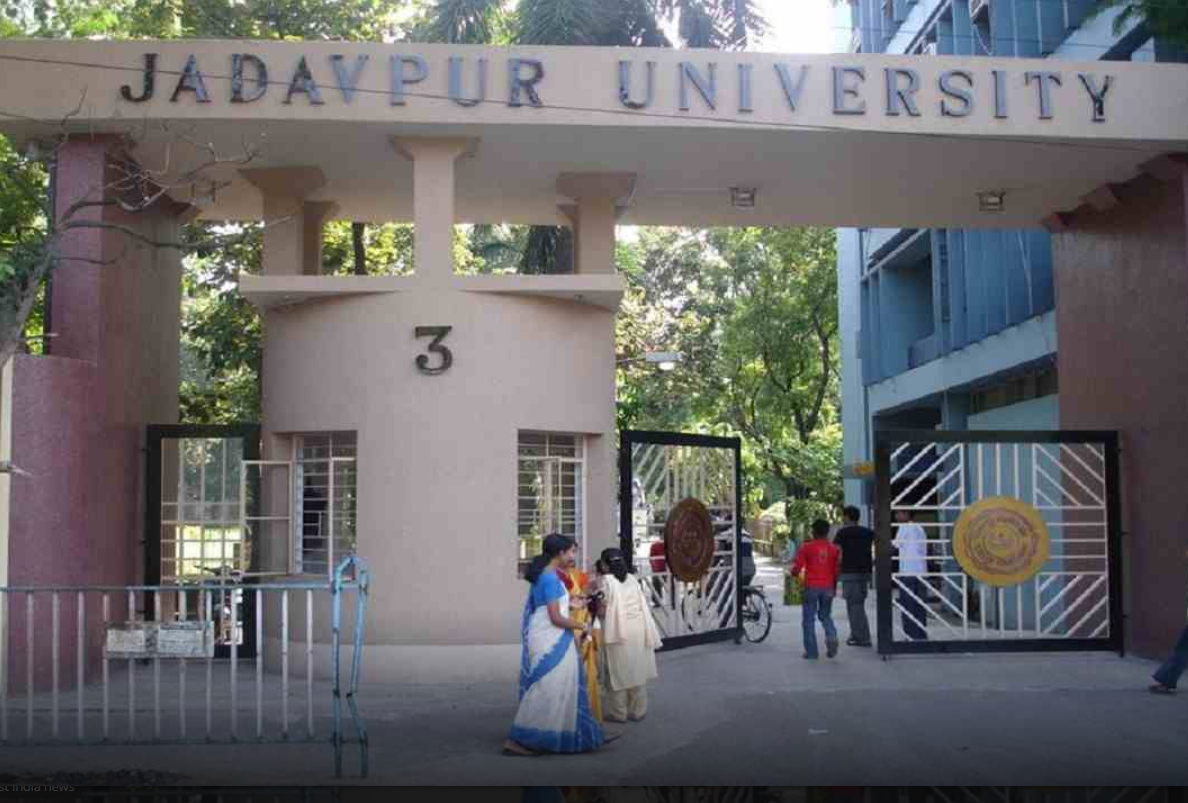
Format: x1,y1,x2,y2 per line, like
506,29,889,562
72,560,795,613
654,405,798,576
502,739,539,756
1149,683,1176,695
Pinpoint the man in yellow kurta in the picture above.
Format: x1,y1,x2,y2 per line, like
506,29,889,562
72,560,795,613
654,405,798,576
562,550,602,722
597,548,662,723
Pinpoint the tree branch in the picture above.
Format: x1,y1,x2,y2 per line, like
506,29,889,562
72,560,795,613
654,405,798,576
57,216,292,252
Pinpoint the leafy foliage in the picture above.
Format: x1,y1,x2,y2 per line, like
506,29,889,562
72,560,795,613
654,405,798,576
1,136,50,361
0,0,406,40
409,0,506,44
615,226,843,522
1091,0,1188,49
514,0,603,45
178,224,263,424
322,221,415,277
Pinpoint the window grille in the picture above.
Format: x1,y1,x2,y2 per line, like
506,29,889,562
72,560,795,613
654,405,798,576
294,432,358,577
517,432,586,575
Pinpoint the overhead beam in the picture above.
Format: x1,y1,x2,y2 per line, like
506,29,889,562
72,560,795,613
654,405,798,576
1082,184,1120,213
1139,153,1188,183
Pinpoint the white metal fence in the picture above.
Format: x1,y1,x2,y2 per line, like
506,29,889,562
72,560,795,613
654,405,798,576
0,557,370,779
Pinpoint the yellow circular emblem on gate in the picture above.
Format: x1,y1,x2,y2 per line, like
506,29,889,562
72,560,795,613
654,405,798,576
953,497,1050,587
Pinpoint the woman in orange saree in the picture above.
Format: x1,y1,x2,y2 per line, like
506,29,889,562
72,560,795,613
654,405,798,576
561,553,603,723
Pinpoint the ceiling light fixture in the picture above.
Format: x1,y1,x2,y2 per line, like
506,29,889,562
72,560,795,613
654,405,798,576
730,187,757,209
977,190,1006,213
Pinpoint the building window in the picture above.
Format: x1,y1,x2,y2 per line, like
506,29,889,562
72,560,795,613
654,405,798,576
517,432,585,575
294,432,358,577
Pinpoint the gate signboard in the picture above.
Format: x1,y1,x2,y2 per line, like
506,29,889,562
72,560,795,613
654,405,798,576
104,621,215,659
874,429,1123,655
620,430,743,650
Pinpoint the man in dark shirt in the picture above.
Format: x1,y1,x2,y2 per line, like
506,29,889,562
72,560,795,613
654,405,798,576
833,505,876,647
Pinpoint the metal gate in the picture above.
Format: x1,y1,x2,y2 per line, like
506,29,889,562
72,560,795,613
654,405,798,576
620,430,743,650
875,430,1122,655
146,425,261,659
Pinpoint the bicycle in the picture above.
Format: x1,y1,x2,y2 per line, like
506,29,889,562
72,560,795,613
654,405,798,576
676,574,772,644
736,584,773,644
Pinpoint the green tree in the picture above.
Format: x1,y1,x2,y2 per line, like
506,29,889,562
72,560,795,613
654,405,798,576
709,227,842,522
1,0,406,40
0,137,49,364
180,224,264,424
322,221,415,277
409,0,508,44
1092,0,1188,50
615,226,842,526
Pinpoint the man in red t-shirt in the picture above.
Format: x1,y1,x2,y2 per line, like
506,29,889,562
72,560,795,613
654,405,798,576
790,519,842,659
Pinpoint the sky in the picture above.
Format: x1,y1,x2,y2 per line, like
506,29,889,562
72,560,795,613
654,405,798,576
755,0,851,54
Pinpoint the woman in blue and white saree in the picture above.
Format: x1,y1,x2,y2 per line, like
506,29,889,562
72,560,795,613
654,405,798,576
504,534,606,756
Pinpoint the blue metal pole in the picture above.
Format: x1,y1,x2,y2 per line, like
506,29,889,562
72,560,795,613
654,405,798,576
331,561,343,779
348,558,370,778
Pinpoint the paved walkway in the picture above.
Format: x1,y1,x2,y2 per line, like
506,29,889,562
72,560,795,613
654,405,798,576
2,562,1185,786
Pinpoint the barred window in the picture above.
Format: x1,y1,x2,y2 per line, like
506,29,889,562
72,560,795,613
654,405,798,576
517,432,585,576
294,432,358,577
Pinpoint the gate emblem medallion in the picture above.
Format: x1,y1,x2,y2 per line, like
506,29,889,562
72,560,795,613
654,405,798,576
953,496,1050,587
664,497,715,583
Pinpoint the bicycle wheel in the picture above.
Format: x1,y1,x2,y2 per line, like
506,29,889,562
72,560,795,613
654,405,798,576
742,590,772,643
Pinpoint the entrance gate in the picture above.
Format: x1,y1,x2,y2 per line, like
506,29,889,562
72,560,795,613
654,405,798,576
620,430,743,650
145,425,261,659
874,430,1123,655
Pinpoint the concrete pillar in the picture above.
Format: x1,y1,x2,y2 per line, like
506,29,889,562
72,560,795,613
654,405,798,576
556,173,636,275
301,201,339,276
392,137,477,286
941,393,970,430
240,167,328,276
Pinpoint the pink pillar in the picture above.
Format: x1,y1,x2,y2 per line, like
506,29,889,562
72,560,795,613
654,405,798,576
5,136,186,691
48,136,117,363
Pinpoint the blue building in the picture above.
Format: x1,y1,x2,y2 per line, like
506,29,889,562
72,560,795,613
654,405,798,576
839,0,1182,516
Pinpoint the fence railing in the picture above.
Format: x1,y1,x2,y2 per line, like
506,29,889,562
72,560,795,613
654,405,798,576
0,556,370,779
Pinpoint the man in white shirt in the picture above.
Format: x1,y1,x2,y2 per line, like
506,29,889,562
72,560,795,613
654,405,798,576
893,509,929,641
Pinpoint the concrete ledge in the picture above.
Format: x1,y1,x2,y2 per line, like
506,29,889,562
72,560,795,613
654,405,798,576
239,274,412,310
240,272,625,312
457,273,625,311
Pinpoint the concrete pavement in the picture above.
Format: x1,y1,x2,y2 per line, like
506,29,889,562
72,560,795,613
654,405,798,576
1,564,1185,786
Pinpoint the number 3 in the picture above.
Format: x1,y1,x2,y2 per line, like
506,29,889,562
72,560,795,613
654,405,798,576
414,326,453,375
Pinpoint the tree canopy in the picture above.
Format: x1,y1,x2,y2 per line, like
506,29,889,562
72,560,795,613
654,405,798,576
616,226,842,527
1,0,406,40
1092,0,1188,49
